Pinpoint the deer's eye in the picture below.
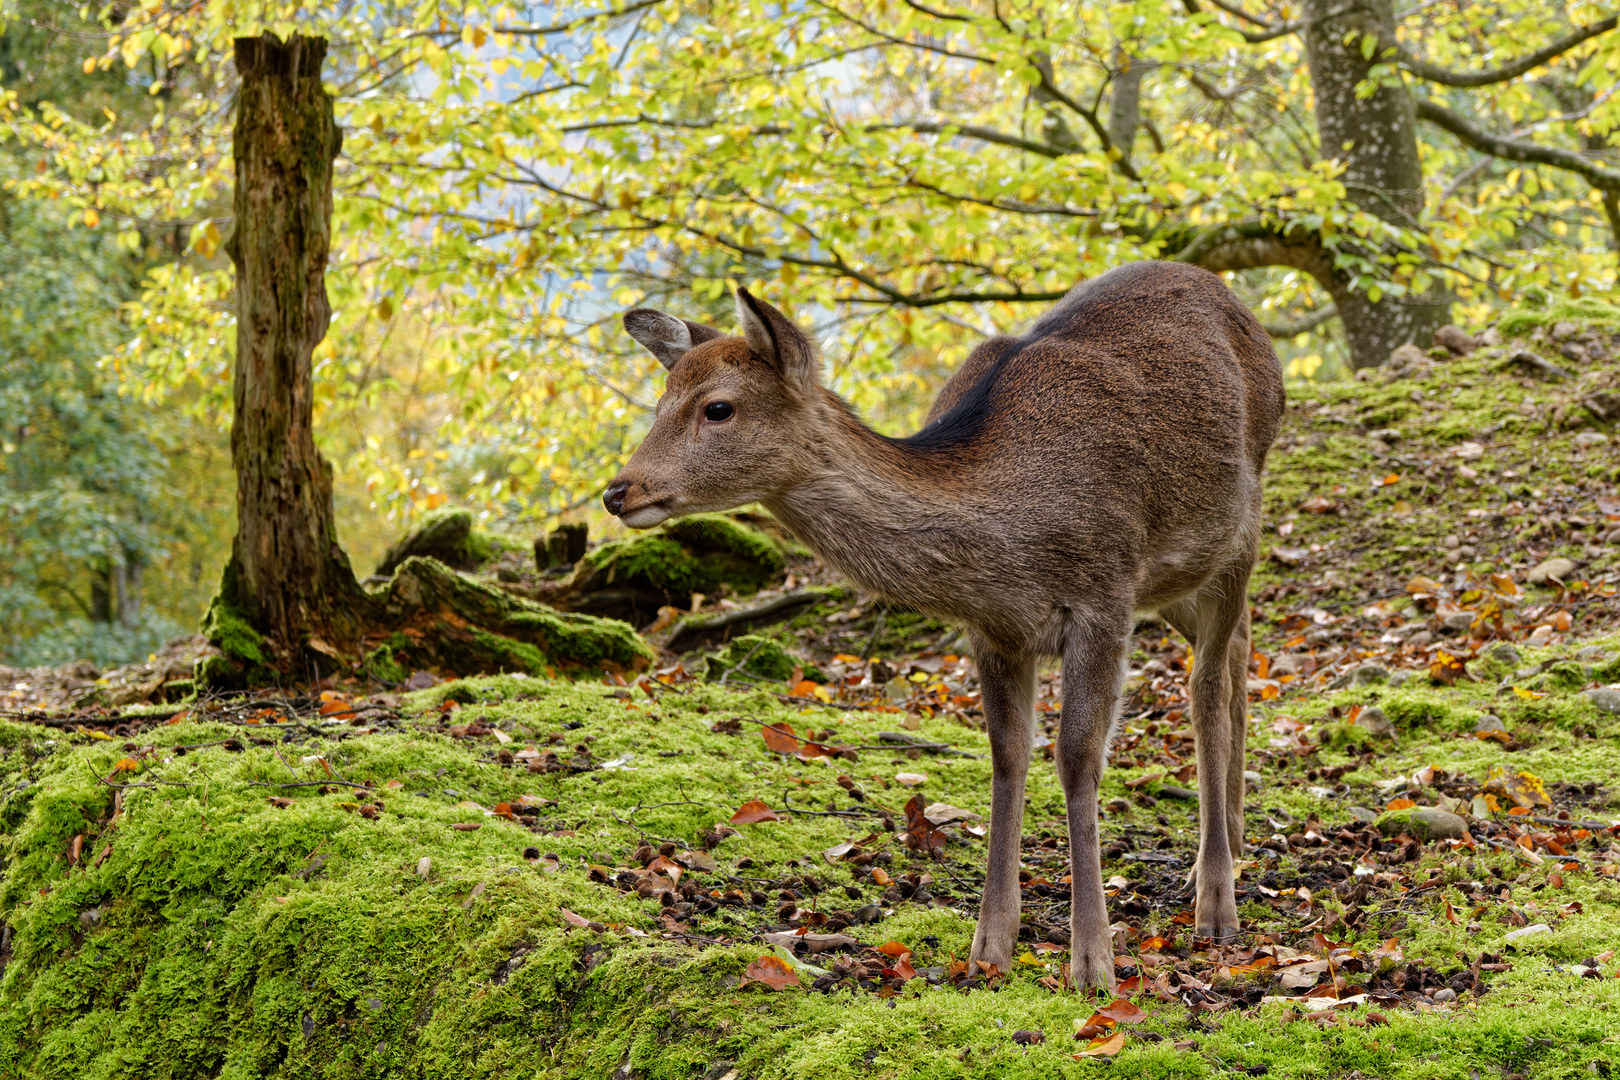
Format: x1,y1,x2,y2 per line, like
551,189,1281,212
704,401,735,422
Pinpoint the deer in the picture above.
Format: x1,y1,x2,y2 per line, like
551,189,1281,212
603,261,1285,989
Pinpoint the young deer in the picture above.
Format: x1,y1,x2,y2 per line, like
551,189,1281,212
604,262,1284,988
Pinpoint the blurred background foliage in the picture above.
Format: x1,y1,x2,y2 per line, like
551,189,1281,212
1,0,1618,665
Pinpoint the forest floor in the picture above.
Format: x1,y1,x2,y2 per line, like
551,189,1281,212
2,310,1620,1079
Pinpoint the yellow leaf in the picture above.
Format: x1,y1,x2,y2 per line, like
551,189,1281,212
1512,686,1545,700
83,208,100,228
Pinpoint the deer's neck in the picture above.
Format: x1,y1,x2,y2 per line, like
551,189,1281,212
762,395,978,604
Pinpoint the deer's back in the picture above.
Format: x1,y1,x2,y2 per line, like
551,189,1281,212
899,261,1283,608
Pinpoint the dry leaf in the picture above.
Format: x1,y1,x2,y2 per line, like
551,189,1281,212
740,955,801,991
730,800,781,824
1077,1032,1125,1057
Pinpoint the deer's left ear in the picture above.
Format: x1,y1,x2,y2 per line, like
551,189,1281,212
623,309,723,369
736,288,819,388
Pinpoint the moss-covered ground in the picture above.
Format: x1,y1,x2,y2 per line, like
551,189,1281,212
5,317,1620,1079
1,638,1617,1079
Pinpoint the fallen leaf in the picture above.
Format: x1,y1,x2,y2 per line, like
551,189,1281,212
449,822,481,831
895,772,928,787
876,941,913,958
1077,1032,1125,1057
740,955,801,991
1096,999,1147,1024
760,723,801,755
730,800,781,825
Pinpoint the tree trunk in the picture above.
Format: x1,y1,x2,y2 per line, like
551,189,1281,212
217,33,369,660
196,33,657,689
1302,0,1449,366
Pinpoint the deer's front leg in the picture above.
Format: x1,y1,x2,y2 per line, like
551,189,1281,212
1057,620,1130,991
967,641,1036,974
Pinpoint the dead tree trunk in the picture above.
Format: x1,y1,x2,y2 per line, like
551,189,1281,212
196,33,655,688
212,33,370,666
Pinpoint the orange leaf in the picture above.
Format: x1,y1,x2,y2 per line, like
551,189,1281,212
449,822,481,831
740,955,801,991
111,758,140,774
165,711,189,726
1140,935,1173,951
872,867,893,886
790,680,819,698
1385,797,1417,811
876,941,913,959
1078,1032,1126,1057
730,800,781,824
493,802,517,820
760,723,801,755
1506,806,1531,816
1097,999,1147,1024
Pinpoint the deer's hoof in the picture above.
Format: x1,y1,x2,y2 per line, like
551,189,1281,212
1070,939,1116,991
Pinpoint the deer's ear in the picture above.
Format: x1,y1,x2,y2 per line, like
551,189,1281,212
623,309,722,369
736,288,818,387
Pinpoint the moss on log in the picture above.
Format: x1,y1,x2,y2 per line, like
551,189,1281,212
372,508,496,578
364,557,652,678
565,515,786,626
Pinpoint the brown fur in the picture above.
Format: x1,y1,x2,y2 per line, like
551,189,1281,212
605,262,1285,988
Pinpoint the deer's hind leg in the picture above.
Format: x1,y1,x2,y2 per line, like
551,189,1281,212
1056,607,1133,990
1164,567,1248,943
967,638,1037,974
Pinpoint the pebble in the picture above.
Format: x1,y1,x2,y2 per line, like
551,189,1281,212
1376,807,1469,841
1244,770,1263,791
1431,988,1458,1002
1484,642,1523,667
1354,706,1395,738
1440,612,1475,634
416,857,432,878
1329,663,1389,689
1503,923,1551,945
1527,557,1578,585
1367,427,1403,443
1453,441,1485,462
1349,806,1379,824
1388,670,1413,688
1582,688,1620,715
1574,431,1610,450
1434,326,1476,355
1473,714,1509,736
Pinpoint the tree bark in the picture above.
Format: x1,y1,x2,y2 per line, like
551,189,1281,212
1302,0,1449,366
219,33,370,658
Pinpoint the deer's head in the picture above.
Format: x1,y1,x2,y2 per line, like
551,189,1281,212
603,289,822,528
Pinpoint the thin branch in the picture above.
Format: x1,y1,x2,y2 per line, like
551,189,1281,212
1395,14,1619,87
1260,304,1339,337
1414,98,1620,188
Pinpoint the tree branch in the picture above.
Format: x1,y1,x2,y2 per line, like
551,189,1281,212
1395,14,1619,87
1260,304,1339,337
1414,97,1620,188
1181,0,1313,43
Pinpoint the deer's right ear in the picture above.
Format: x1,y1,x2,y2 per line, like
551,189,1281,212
736,288,818,387
623,309,722,369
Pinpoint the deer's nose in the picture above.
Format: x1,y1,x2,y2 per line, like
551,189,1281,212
603,480,630,515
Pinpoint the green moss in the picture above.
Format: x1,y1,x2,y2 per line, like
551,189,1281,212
1496,298,1620,337
578,514,785,597
2,669,1618,1080
706,635,798,682
195,558,275,689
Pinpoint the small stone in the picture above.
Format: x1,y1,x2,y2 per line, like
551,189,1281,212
1157,784,1198,801
1582,688,1620,715
1367,427,1403,443
1480,327,1503,346
366,998,383,1011
1244,770,1263,791
1388,670,1412,687
1375,807,1468,842
852,904,884,924
1387,343,1428,371
1526,557,1578,586
1485,642,1523,667
1434,326,1476,356
1440,612,1475,635
1405,630,1433,649
1472,714,1509,736
1503,923,1552,945
1329,663,1389,689
1355,706,1395,738
79,907,102,930
1452,441,1485,462
1349,806,1379,824
1431,988,1458,1002
1552,321,1579,340
416,856,432,878
1574,431,1610,450
1575,645,1610,662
